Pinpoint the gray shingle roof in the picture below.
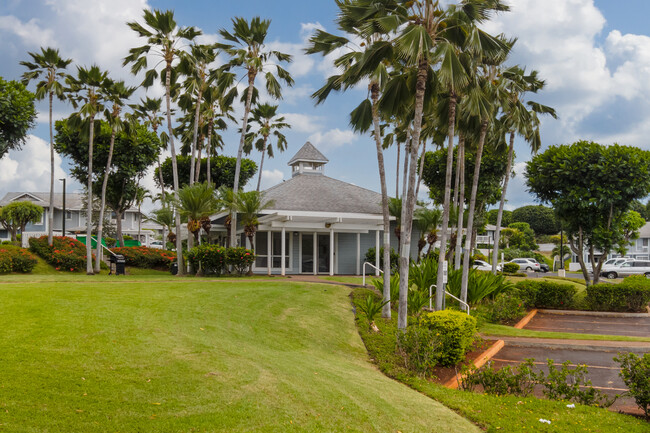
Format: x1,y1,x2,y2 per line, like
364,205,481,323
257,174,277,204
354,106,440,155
0,192,86,210
287,142,329,165
262,174,382,214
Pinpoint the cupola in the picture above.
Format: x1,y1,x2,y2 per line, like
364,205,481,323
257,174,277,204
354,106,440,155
287,141,329,177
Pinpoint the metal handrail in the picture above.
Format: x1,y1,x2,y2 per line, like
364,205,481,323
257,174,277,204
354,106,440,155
362,262,383,286
90,236,117,257
429,284,470,315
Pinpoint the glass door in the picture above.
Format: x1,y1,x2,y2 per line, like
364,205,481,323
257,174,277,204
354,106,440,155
301,234,313,273
318,234,330,274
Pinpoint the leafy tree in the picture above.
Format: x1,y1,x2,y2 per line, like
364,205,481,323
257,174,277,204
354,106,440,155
19,47,72,246
487,208,512,227
506,222,538,251
0,77,37,160
125,8,202,275
218,16,294,247
526,141,650,284
155,155,256,192
235,190,275,254
0,201,43,242
613,210,646,256
511,205,560,236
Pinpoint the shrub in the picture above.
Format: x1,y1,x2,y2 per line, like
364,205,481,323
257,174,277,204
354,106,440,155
110,246,176,270
471,252,487,262
407,288,432,316
364,247,399,273
614,352,650,418
0,246,38,273
396,325,440,376
419,310,477,366
408,256,437,291
355,294,389,330
543,359,614,407
0,252,11,273
446,269,514,305
225,247,255,275
371,273,400,308
488,292,526,324
514,280,577,309
502,262,520,274
29,236,88,272
461,359,538,396
186,244,226,275
586,277,650,312
500,248,534,261
1,240,12,245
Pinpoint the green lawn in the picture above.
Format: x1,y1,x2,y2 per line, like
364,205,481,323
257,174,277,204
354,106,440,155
479,322,650,342
0,276,479,432
319,275,376,285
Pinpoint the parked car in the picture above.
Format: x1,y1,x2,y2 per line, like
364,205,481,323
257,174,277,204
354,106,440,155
508,258,541,272
149,240,164,249
524,258,549,272
472,259,502,272
600,260,650,279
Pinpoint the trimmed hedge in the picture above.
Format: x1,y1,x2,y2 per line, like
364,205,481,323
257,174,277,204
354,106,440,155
587,276,650,312
225,247,256,275
186,244,226,275
502,263,520,274
418,310,477,367
29,236,88,272
110,246,176,270
0,246,38,273
514,280,577,309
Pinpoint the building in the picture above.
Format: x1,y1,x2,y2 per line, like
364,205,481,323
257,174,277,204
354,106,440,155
0,192,161,246
215,142,420,276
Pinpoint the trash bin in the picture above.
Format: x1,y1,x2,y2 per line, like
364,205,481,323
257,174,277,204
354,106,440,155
109,254,126,276
170,262,178,275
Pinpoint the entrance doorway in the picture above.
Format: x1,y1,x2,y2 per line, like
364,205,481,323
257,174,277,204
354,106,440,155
301,233,330,274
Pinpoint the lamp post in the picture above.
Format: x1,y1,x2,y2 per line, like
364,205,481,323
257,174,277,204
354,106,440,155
59,178,66,237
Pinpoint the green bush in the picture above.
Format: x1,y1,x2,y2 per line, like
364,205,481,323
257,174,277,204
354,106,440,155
502,262,520,274
396,325,440,376
355,294,389,327
111,246,176,270
614,352,650,418
446,269,514,305
514,280,577,309
364,246,399,273
488,292,526,324
225,247,255,275
460,359,538,397
0,245,38,273
371,273,400,308
500,247,534,261
0,252,12,273
29,236,88,272
408,256,437,291
543,359,614,407
419,310,477,367
186,244,226,275
586,277,650,312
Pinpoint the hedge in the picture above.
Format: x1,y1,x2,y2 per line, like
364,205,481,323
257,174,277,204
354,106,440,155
0,246,37,273
29,236,88,272
587,276,650,312
418,310,477,366
186,244,226,275
514,280,577,309
110,246,176,270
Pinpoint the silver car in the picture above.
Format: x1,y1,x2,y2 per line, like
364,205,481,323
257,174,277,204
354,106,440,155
601,260,650,279
509,258,540,272
472,259,502,272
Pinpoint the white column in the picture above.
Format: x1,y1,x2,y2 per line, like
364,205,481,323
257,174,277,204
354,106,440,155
375,229,380,276
313,232,317,276
356,232,361,276
329,228,334,276
281,227,286,276
267,231,272,276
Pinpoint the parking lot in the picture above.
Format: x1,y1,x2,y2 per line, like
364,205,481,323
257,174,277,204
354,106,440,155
524,311,650,337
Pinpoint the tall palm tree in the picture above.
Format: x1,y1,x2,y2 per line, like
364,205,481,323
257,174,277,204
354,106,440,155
244,103,290,191
216,186,237,246
95,80,135,273
130,97,167,198
218,16,294,248
201,86,231,186
491,67,556,273
124,8,201,276
177,182,218,243
20,47,72,246
235,190,275,251
414,207,442,260
148,204,174,249
66,65,108,274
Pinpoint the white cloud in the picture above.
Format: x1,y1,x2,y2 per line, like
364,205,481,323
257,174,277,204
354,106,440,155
282,113,323,133
307,128,357,151
260,169,284,190
0,15,55,47
503,162,536,210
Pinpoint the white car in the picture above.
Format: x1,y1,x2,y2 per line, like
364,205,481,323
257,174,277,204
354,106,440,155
149,240,164,249
472,259,502,272
509,258,540,272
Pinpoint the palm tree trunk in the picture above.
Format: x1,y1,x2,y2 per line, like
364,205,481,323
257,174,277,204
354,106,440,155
453,144,460,209
415,140,427,199
454,136,465,270
435,94,457,310
398,59,429,330
195,136,203,183
402,134,409,200
231,75,256,247
156,156,166,198
461,120,488,303
371,83,392,319
207,120,213,186
166,61,184,275
138,203,142,244
256,139,268,192
95,127,117,273
189,90,203,185
48,91,54,246
86,114,96,275
395,141,400,198
492,131,515,273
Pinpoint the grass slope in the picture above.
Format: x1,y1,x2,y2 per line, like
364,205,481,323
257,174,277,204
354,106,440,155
0,277,479,432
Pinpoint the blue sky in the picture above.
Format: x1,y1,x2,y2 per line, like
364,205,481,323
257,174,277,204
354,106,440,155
2,0,650,212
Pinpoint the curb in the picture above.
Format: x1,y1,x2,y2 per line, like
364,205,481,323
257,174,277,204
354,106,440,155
514,309,538,329
498,337,650,354
444,339,505,389
537,308,650,318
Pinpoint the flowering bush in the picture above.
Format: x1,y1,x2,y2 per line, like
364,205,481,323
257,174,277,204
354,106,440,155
110,246,176,270
225,247,256,275
29,236,88,272
186,244,226,275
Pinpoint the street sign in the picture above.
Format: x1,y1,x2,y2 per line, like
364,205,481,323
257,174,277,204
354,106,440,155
442,260,448,284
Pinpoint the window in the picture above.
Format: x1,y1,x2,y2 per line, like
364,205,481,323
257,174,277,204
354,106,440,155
110,212,126,220
255,231,290,269
65,210,72,220
34,210,44,224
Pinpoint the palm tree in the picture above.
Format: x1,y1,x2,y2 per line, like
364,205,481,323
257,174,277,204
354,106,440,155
177,182,218,243
216,186,237,246
201,86,231,186
124,9,201,276
388,197,402,245
218,16,294,248
245,103,290,191
95,80,135,273
148,205,174,249
130,97,167,198
20,47,73,246
414,207,442,260
235,190,275,250
66,65,108,274
134,186,149,245
491,67,556,273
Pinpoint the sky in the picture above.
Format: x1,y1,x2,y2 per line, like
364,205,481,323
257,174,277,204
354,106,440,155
2,0,650,214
